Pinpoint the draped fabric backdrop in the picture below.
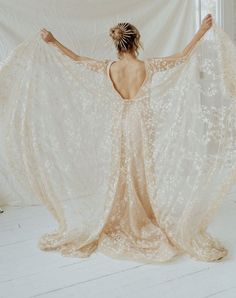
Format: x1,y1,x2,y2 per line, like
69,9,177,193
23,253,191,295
0,0,196,206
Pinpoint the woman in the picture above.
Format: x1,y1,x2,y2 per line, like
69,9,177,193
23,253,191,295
1,14,236,263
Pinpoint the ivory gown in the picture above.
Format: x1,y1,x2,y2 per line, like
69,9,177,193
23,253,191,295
1,24,236,263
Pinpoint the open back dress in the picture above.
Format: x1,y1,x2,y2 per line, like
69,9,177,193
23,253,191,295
1,24,236,263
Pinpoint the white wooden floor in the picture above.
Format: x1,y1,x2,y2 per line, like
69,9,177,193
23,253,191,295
1,192,236,298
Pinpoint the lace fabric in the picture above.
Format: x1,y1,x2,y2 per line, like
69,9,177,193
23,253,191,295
0,24,236,263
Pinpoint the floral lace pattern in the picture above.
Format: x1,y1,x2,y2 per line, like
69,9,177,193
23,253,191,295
0,25,236,263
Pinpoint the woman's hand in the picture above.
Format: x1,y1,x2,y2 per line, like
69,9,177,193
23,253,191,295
200,14,213,34
40,28,56,43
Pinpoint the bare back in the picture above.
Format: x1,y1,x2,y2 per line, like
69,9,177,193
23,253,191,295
108,60,147,100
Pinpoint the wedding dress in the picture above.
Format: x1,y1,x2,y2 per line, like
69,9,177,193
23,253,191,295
1,24,236,264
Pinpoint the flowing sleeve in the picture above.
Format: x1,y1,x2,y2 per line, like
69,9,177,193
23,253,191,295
147,55,187,74
146,34,205,76
53,50,110,74
0,32,123,256
144,24,236,261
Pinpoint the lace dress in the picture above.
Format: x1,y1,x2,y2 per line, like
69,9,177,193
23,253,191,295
0,24,236,263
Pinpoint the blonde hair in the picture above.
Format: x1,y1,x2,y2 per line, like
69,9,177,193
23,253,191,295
109,22,143,58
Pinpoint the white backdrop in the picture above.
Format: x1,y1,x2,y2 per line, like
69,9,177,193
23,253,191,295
0,0,196,206
0,0,196,61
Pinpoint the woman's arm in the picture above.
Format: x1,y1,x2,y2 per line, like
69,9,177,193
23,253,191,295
149,14,213,72
40,29,109,74
40,29,108,72
168,14,213,60
40,28,98,62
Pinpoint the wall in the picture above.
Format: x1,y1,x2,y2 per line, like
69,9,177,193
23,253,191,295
0,0,196,62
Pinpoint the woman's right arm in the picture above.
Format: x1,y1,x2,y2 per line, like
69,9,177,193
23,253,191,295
40,29,108,72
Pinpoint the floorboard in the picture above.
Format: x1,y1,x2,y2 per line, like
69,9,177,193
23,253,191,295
0,191,235,298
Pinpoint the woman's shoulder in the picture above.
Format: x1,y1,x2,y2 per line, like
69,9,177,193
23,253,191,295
109,59,146,68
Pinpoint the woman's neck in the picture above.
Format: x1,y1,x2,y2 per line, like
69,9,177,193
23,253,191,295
119,51,137,61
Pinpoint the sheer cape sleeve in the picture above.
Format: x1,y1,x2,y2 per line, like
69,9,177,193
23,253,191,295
0,33,123,256
142,23,236,261
147,54,187,74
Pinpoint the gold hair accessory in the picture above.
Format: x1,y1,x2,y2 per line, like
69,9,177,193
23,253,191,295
113,22,134,49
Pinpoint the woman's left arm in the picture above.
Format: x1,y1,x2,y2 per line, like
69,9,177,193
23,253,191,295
149,14,213,72
176,14,213,58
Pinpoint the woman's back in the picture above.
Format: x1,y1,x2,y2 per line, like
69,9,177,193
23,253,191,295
108,59,147,100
